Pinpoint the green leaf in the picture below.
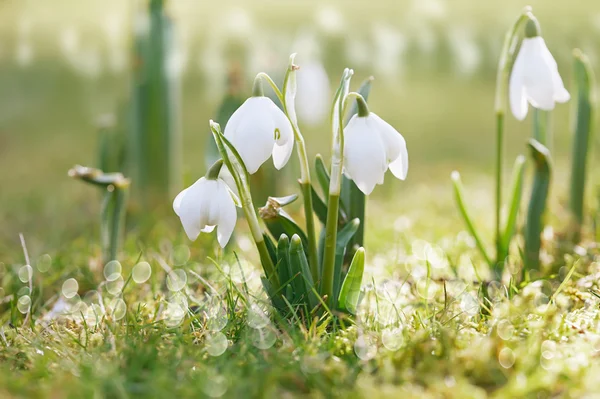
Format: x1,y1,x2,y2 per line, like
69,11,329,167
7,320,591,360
501,155,526,258
289,235,318,309
263,233,278,268
311,186,329,225
338,248,365,314
276,234,293,298
524,139,552,273
332,218,360,307
569,49,596,242
270,194,299,207
451,171,493,268
261,206,309,255
314,154,331,198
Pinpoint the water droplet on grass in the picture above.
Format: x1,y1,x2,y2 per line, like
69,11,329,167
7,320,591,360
110,298,126,320
166,269,187,292
17,295,31,314
354,334,377,361
459,293,479,316
62,278,79,299
132,261,152,284
497,320,514,340
18,265,32,283
163,302,185,327
487,281,505,302
381,327,404,351
205,332,228,356
171,245,191,266
103,260,122,281
36,254,52,273
499,347,515,368
247,303,269,329
250,326,277,350
106,276,124,296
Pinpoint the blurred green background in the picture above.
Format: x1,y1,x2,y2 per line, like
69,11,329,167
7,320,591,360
1,0,599,252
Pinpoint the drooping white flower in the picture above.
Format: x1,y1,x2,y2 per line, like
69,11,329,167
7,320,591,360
224,93,294,174
344,112,408,195
509,19,569,121
173,172,238,248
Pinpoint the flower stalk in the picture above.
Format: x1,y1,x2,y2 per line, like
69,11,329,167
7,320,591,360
321,69,353,305
210,121,278,285
493,7,533,266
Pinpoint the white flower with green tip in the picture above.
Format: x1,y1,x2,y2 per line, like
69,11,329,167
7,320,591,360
173,160,239,247
343,98,408,195
509,17,569,121
224,79,294,174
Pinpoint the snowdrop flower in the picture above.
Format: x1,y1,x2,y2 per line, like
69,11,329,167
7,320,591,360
509,17,570,121
173,160,238,247
343,99,408,195
224,79,294,174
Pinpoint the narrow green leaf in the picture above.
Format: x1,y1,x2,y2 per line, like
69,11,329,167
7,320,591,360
315,154,331,198
338,247,365,314
311,186,328,225
524,139,552,273
263,233,278,268
333,218,360,307
500,155,526,258
569,49,596,242
289,235,318,309
451,171,493,267
276,234,292,294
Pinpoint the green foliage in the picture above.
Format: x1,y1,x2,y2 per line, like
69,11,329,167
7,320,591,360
337,247,365,314
569,50,596,242
129,0,181,210
524,139,552,273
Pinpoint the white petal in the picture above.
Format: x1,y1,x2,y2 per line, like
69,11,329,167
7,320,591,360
389,149,409,180
173,187,189,216
509,46,528,121
538,42,570,103
218,168,240,205
522,38,556,111
368,113,403,163
343,115,387,195
176,178,213,241
201,225,215,233
215,181,237,248
272,136,295,170
225,97,276,174
269,100,294,146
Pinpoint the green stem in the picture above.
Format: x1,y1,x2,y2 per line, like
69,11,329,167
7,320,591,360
210,123,278,286
300,182,319,282
321,193,340,304
533,109,551,150
495,112,504,268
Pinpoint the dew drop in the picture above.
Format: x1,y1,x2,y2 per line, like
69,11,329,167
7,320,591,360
459,293,479,316
111,298,127,321
381,327,404,351
103,260,122,281
354,334,378,361
247,303,269,329
497,320,515,341
106,275,125,296
171,245,191,266
18,265,33,283
36,254,52,273
163,302,185,327
205,332,228,356
62,278,79,299
166,269,187,292
132,261,152,284
17,295,31,314
499,347,515,368
250,326,277,350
